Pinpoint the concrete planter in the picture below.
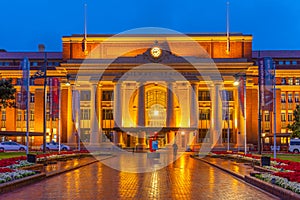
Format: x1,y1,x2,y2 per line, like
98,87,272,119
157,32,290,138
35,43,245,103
0,173,46,194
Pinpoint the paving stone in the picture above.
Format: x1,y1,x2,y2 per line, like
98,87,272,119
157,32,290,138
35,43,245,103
0,154,279,200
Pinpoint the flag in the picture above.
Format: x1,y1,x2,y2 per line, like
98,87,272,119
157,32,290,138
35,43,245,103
19,57,30,110
258,57,275,111
237,76,245,117
50,78,60,119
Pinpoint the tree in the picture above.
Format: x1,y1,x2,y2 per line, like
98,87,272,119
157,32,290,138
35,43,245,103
288,104,300,138
0,79,16,109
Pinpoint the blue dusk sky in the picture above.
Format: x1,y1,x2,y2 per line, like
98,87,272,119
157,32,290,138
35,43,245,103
0,0,299,52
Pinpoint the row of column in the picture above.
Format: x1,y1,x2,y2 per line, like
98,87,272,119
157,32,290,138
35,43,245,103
68,81,242,148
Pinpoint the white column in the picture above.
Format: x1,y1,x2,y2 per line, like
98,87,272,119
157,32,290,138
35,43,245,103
190,82,199,128
211,83,223,146
166,82,175,127
90,84,99,145
137,82,145,127
114,83,122,128
136,82,146,150
98,85,103,143
113,82,123,147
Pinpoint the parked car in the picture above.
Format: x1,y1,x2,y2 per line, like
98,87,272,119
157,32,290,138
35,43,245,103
40,141,71,151
289,139,300,153
0,141,27,151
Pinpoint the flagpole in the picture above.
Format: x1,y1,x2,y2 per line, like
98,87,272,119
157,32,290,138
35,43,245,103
58,82,61,154
244,75,247,154
226,0,230,54
24,58,30,155
273,61,277,159
43,52,47,153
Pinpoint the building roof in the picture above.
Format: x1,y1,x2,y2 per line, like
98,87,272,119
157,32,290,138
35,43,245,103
65,33,252,38
252,50,300,59
0,52,62,60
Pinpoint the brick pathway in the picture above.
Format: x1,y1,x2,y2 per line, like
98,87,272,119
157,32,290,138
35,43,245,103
0,153,278,200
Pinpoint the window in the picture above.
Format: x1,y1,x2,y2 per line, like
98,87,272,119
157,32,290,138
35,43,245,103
30,110,34,121
292,61,297,65
1,110,6,121
102,109,113,120
80,90,91,101
17,110,22,121
102,91,114,101
199,109,210,120
285,61,291,65
278,61,284,65
30,93,35,103
30,78,35,85
281,93,286,103
81,109,91,120
295,93,299,103
288,78,293,85
24,111,27,121
198,90,210,101
288,93,293,103
288,112,293,122
281,78,286,85
264,111,270,122
296,78,300,85
220,90,234,101
47,93,50,102
32,62,38,66
281,112,286,122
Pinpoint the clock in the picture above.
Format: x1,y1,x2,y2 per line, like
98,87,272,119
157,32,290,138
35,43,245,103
150,47,162,58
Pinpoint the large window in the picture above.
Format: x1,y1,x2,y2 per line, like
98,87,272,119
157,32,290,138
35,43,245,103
80,90,91,101
198,90,210,101
102,90,114,101
81,109,91,120
199,109,210,120
220,90,234,101
102,109,113,120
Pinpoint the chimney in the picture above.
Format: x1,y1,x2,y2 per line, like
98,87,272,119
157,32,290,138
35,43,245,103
38,44,45,52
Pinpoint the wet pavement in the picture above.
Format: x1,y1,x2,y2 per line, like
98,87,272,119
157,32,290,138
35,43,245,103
0,153,278,200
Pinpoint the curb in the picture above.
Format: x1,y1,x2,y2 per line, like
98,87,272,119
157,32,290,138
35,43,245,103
0,155,114,194
245,175,300,200
192,156,300,199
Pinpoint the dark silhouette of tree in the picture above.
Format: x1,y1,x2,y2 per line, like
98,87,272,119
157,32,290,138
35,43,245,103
0,79,16,108
288,104,300,138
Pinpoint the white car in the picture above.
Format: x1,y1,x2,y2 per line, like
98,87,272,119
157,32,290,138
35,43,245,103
289,139,300,153
0,141,27,151
40,142,71,151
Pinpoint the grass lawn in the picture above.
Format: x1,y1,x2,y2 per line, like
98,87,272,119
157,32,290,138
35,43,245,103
0,152,26,159
264,153,300,162
0,152,43,159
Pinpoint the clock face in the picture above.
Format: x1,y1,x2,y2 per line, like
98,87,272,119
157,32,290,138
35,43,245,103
150,47,162,58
